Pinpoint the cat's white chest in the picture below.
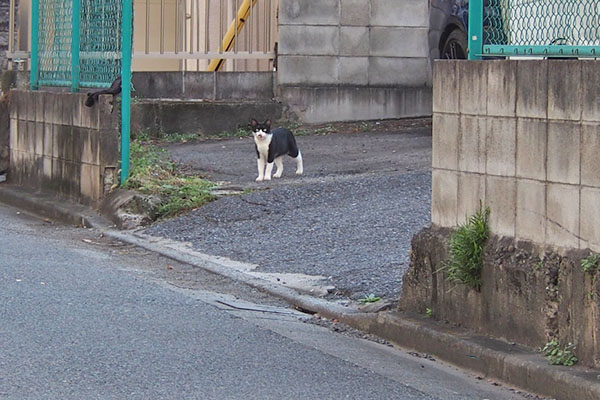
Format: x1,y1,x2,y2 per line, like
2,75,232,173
255,135,272,157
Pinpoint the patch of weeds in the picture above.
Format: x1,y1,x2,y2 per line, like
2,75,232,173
162,132,202,143
425,308,434,318
295,124,338,136
542,341,578,366
123,137,215,219
535,258,544,271
358,294,381,304
582,252,600,274
443,205,491,290
214,127,249,139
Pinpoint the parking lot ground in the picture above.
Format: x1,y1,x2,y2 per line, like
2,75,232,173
144,119,432,304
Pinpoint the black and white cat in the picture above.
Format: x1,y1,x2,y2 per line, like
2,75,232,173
249,119,303,181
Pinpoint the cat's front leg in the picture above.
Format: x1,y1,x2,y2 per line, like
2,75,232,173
256,157,265,181
264,162,274,181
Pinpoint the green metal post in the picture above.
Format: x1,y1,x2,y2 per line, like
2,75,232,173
468,0,484,60
71,0,81,91
121,0,133,184
30,0,40,89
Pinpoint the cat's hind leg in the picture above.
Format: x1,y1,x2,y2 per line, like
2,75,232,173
295,151,303,175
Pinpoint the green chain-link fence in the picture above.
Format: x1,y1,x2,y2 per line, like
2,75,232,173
80,0,123,88
33,0,124,88
37,0,73,87
31,0,134,181
469,0,600,59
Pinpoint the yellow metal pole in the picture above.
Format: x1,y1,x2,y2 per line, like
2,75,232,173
207,0,258,71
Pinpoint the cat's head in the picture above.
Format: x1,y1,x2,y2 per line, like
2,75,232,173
249,118,272,140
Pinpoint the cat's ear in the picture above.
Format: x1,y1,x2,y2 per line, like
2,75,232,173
249,119,258,129
264,119,272,129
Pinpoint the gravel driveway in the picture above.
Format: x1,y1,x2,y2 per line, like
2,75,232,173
144,120,432,302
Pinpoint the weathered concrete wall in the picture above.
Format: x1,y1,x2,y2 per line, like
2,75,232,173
402,59,600,369
0,98,8,172
8,90,120,204
277,0,432,123
401,227,600,369
132,71,275,100
432,60,600,252
130,71,282,136
132,99,284,137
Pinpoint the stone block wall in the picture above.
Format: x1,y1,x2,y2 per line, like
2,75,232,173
406,59,600,368
8,90,120,205
277,0,432,123
131,71,276,100
432,59,600,252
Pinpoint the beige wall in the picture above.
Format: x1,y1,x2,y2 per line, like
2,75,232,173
432,59,600,252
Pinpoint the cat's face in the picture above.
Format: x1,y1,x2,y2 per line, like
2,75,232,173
249,119,272,140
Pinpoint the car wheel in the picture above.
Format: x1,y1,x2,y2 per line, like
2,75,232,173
441,29,468,59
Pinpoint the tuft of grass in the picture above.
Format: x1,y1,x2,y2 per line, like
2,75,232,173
358,294,381,304
214,127,249,139
535,258,544,271
425,308,434,318
582,253,600,274
542,341,578,366
162,132,202,143
443,205,491,290
123,138,215,219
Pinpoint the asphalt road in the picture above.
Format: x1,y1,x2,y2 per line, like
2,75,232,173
146,125,432,301
1,204,535,400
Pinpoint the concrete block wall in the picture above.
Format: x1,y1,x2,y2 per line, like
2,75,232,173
432,59,600,252
277,0,432,123
131,71,276,100
8,90,120,205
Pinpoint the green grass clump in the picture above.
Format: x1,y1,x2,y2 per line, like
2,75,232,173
542,341,578,366
358,294,381,304
162,132,202,143
582,252,600,274
123,139,215,219
443,206,491,290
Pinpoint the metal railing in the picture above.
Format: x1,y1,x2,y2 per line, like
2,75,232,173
134,0,277,71
469,0,600,59
7,0,278,72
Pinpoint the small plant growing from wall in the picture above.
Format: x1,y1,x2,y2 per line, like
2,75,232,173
581,252,600,274
443,205,490,290
542,341,578,366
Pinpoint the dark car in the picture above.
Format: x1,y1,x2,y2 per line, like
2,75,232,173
429,0,469,60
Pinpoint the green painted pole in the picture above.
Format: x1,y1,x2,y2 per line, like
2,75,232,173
121,0,133,184
468,0,484,60
30,0,40,89
71,0,81,92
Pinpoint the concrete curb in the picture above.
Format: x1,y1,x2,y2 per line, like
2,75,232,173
0,184,106,227
1,184,599,400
